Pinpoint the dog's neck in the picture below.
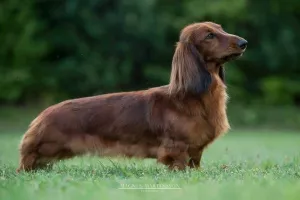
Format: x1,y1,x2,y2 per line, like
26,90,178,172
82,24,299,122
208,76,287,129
201,64,230,137
206,62,221,73
206,62,225,84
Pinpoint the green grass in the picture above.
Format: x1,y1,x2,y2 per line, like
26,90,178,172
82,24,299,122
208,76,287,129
0,131,300,200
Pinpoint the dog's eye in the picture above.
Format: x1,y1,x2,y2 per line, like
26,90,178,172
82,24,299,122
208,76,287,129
206,33,215,39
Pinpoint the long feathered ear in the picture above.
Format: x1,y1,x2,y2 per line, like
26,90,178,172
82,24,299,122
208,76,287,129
169,42,212,96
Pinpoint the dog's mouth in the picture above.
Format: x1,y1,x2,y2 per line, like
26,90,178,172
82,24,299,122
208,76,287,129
221,53,243,62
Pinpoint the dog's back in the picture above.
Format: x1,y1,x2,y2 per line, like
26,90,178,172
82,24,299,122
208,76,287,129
17,87,167,172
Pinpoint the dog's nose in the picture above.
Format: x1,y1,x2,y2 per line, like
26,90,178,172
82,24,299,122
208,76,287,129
238,39,248,50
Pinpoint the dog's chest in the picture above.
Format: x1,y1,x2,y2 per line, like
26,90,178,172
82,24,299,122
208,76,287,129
188,86,230,146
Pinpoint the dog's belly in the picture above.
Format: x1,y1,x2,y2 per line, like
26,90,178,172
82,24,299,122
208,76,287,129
67,134,158,158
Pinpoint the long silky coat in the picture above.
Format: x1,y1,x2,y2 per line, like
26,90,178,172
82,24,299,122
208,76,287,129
17,22,247,172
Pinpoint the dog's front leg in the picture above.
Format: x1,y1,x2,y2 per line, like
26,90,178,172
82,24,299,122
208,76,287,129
157,139,189,170
188,146,203,169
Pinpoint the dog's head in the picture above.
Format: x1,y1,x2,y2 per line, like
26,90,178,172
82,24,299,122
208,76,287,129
180,22,247,64
169,22,247,96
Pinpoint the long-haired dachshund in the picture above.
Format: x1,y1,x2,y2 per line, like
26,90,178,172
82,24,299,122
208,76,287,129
17,22,247,172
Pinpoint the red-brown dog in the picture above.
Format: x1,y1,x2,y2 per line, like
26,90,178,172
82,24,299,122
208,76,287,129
17,22,247,172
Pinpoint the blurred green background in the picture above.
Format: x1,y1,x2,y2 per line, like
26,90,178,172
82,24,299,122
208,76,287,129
1,0,300,131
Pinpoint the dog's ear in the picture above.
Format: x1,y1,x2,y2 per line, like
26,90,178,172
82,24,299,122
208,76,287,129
219,67,225,83
169,42,212,95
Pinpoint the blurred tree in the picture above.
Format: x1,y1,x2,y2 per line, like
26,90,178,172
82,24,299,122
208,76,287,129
35,0,176,101
0,0,47,104
1,0,300,106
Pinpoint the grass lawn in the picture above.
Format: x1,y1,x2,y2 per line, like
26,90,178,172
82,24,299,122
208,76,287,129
0,130,300,200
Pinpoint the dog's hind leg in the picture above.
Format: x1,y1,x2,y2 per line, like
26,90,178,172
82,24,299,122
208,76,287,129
17,153,38,172
17,143,55,173
17,131,40,172
34,142,66,170
17,142,75,172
